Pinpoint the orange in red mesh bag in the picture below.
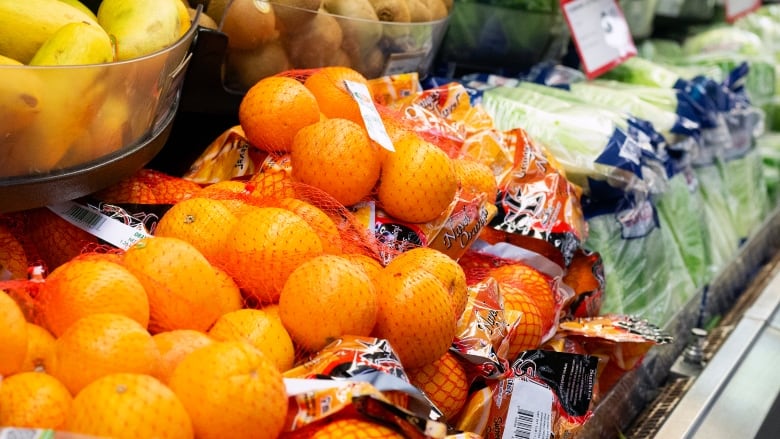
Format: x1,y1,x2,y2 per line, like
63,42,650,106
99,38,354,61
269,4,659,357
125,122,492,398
460,241,574,355
0,220,30,280
282,336,450,437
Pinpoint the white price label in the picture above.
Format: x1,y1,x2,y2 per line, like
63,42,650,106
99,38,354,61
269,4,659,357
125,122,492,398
726,0,761,22
47,201,151,250
344,80,395,152
502,378,553,439
0,428,55,439
560,0,636,79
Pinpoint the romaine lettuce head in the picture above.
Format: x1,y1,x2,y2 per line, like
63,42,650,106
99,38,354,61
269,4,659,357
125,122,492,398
682,26,768,58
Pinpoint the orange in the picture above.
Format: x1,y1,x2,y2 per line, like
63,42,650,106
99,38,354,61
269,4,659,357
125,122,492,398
36,256,149,337
489,263,556,334
122,237,243,333
20,323,56,373
303,66,371,126
453,158,499,203
168,341,288,439
407,351,469,422
454,387,492,434
279,255,377,352
0,223,28,280
341,253,384,282
278,197,343,254
65,373,193,439
390,247,468,321
153,197,240,263
281,415,405,438
153,329,214,385
207,307,295,372
199,179,257,215
23,207,99,272
239,76,320,152
136,169,203,205
249,169,298,200
0,372,73,429
95,168,201,205
52,313,161,394
291,118,381,207
0,291,28,376
378,133,459,223
372,261,456,369
500,284,544,360
222,207,323,304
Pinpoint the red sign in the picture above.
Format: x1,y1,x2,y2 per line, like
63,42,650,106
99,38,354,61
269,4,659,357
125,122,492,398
560,0,637,79
725,0,762,23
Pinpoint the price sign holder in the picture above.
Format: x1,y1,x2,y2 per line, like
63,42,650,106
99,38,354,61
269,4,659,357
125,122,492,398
725,0,761,23
560,0,637,79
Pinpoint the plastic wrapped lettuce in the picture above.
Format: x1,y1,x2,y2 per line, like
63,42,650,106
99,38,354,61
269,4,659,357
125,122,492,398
757,133,780,204
734,11,780,58
694,164,741,277
481,85,648,195
678,27,776,107
583,190,696,326
565,82,678,138
655,169,710,289
719,148,771,240
600,56,683,88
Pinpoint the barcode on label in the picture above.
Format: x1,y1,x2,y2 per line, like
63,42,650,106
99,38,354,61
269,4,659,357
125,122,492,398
0,428,53,439
64,204,107,229
512,407,534,439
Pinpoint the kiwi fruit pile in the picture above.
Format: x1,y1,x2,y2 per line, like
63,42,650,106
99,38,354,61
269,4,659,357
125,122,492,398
208,0,451,91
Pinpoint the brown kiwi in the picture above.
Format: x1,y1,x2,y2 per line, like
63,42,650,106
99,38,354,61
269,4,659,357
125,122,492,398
351,46,385,79
367,0,411,23
222,0,277,50
283,10,343,68
324,0,382,60
225,40,291,91
272,0,323,31
326,48,352,67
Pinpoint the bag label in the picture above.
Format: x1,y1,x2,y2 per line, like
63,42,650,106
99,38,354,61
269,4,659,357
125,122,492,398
502,378,553,439
47,201,151,250
344,80,395,152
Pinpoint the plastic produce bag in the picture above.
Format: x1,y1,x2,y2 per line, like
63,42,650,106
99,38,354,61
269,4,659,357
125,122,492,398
655,169,710,289
757,132,780,205
482,85,647,195
583,191,696,326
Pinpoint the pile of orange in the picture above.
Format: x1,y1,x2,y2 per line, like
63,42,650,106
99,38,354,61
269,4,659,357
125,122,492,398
0,66,529,438
238,66,460,224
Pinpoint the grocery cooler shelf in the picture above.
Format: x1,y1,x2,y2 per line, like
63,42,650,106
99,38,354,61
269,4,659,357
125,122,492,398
578,206,780,438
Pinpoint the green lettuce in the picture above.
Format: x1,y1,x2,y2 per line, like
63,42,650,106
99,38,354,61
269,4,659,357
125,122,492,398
585,198,696,326
655,172,710,289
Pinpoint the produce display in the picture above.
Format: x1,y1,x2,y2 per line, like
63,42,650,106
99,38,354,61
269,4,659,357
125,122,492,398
3,1,780,439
